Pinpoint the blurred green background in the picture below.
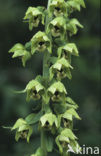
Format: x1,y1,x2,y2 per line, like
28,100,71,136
0,0,100,156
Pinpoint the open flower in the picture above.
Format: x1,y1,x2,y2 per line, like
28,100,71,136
47,17,66,39
47,81,67,102
66,0,86,13
66,18,83,36
55,128,77,154
40,113,59,133
22,79,44,101
58,43,79,61
12,118,33,143
9,43,31,67
49,0,67,17
50,58,73,80
31,31,52,54
24,7,45,30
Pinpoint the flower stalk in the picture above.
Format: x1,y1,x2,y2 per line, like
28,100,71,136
8,0,86,156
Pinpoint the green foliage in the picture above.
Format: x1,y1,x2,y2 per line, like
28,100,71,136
7,0,86,156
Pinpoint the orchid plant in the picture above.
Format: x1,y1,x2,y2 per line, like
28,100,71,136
8,0,85,155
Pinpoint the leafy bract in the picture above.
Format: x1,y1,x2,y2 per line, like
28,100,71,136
9,43,31,67
24,6,45,30
31,31,52,54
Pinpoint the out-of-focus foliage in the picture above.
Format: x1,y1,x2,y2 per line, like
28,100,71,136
0,0,100,156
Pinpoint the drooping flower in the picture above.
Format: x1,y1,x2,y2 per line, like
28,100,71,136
49,57,73,80
31,31,52,54
9,43,31,67
49,0,67,17
47,81,67,102
47,17,66,39
58,43,79,61
24,7,45,30
12,118,33,142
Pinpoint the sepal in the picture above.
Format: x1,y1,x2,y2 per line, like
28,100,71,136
67,18,83,36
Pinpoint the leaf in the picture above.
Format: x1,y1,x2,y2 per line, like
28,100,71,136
45,134,54,152
25,111,43,125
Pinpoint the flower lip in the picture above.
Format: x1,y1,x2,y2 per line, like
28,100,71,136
20,130,29,139
38,41,45,46
34,15,39,20
55,91,59,96
55,7,61,11
54,25,60,31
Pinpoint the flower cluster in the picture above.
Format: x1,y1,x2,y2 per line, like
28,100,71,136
8,0,85,156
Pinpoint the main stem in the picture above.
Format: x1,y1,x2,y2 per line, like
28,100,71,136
41,0,51,156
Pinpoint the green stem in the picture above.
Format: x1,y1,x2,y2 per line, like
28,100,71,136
41,0,52,155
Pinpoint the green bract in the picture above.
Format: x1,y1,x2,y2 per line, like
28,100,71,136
67,18,83,36
12,118,33,143
48,81,67,102
9,43,31,67
23,79,44,101
31,31,52,54
49,0,67,17
47,17,66,39
49,57,73,80
58,43,79,60
24,7,45,30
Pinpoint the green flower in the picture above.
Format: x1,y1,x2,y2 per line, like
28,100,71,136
49,0,67,17
22,79,44,101
47,81,67,102
66,0,86,13
55,128,77,153
31,31,52,54
12,118,33,143
49,58,73,80
24,7,45,30
40,113,59,133
67,18,83,36
9,43,31,67
47,17,66,39
58,43,79,60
